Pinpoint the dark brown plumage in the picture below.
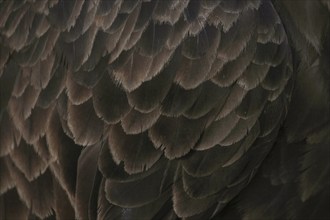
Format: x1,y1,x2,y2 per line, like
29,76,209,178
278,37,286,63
0,0,329,219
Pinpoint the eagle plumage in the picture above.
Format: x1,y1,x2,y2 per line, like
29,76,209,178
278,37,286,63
0,0,329,219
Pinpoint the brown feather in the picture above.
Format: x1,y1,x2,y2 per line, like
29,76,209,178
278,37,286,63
93,73,131,124
0,157,15,194
67,99,104,146
0,111,20,157
0,188,29,220
196,112,240,150
149,115,206,159
7,162,54,218
126,50,179,113
108,124,162,174
173,179,217,218
121,107,161,135
9,139,48,181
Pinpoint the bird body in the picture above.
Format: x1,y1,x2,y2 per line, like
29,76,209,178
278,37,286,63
0,0,329,219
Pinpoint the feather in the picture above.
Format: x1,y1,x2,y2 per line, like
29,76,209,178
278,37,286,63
0,0,328,219
0,111,20,157
0,60,20,113
99,141,146,181
15,29,48,67
69,24,99,71
184,0,201,22
108,124,162,174
0,46,10,72
30,13,50,38
12,105,54,144
213,39,256,87
219,0,260,13
53,179,76,220
40,27,60,60
237,63,270,90
207,57,226,80
259,98,285,137
279,0,330,53
119,0,140,14
126,50,179,113
8,84,40,121
47,111,82,198
184,82,231,119
173,179,217,218
111,49,153,92
67,99,104,146
220,115,260,146
81,32,109,71
108,4,141,63
9,139,48,181
0,0,14,29
33,137,55,164
257,1,280,36
96,5,121,36
0,189,29,220
184,138,254,178
161,84,202,117
66,71,92,105
6,8,34,51
153,0,188,24
217,9,257,62
261,61,289,91
104,160,175,208
96,0,117,16
182,157,247,199
175,25,220,89
271,24,286,44
36,59,67,108
1,4,28,38
0,157,15,194
236,86,268,119
282,63,329,143
30,53,56,89
75,144,101,220
216,84,248,120
47,0,85,31
258,23,286,45
97,179,172,220
92,73,131,124
222,122,260,167
98,141,165,184
72,55,107,88
166,16,191,49
299,125,330,201
149,115,206,159
253,42,288,66
196,112,240,150
267,75,292,102
145,47,175,80
121,107,161,134
61,0,98,43
201,0,221,9
207,6,239,32
121,1,156,50
7,162,54,218
96,178,112,220
11,67,29,98
106,12,128,34
138,21,172,57
124,27,146,51
152,0,189,25
133,0,155,30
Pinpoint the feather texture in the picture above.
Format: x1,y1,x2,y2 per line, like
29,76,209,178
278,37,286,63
0,0,328,219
